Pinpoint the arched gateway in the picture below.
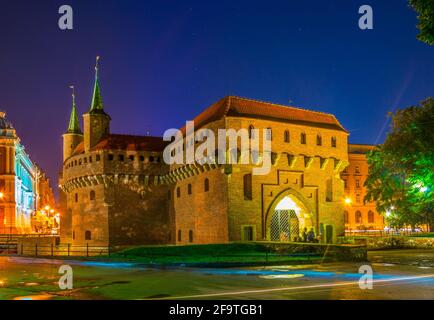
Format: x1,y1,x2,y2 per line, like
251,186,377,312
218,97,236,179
265,190,314,242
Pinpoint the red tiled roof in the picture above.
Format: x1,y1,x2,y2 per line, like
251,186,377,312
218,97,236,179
181,96,347,133
348,143,376,154
92,134,168,152
72,134,168,155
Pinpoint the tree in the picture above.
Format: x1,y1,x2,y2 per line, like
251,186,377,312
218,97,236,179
365,98,434,230
409,0,434,45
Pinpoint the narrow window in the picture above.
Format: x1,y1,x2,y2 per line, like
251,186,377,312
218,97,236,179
355,166,360,174
316,135,322,146
129,155,135,161
355,211,362,224
356,194,361,203
149,156,155,162
301,133,306,144
244,174,252,200
249,125,255,139
90,190,96,201
344,211,349,224
326,179,333,202
178,230,182,242
204,178,209,192
188,184,192,195
108,154,114,161
89,156,93,163
284,130,290,143
96,154,101,161
356,179,360,188
368,211,375,223
85,230,92,241
176,187,181,198
331,137,337,148
72,230,75,240
189,230,193,243
119,154,124,161
243,226,254,241
75,193,78,203
139,155,145,162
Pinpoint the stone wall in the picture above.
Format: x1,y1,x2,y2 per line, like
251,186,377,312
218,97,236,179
338,236,434,249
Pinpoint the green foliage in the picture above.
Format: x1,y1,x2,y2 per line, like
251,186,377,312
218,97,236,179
410,0,434,45
365,98,434,229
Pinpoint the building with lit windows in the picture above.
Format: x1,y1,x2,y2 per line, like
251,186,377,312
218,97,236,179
341,144,385,233
0,111,54,234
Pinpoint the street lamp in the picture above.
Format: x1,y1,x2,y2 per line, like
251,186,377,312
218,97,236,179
344,197,352,205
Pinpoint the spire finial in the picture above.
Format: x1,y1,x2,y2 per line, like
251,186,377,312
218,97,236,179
69,85,75,106
89,56,104,113
95,56,100,77
66,85,82,134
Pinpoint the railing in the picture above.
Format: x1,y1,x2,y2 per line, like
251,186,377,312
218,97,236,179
15,244,111,257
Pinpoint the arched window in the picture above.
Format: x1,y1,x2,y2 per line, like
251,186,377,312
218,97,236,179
90,190,96,201
204,178,209,192
331,137,337,148
266,128,272,141
301,133,307,144
85,230,92,241
368,211,375,223
176,187,181,198
188,184,192,195
355,211,362,224
249,125,255,139
316,135,322,146
344,211,349,224
284,130,290,143
189,230,193,243
244,174,252,200
178,230,182,242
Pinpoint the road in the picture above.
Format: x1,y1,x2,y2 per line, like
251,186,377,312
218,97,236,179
1,249,434,300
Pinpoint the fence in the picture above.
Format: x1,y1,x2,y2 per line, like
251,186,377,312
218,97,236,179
345,229,426,237
4,243,111,257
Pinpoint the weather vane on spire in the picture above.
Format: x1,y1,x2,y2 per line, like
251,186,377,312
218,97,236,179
95,55,100,73
69,85,75,104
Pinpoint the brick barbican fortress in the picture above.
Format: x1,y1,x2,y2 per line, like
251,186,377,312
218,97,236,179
59,63,384,247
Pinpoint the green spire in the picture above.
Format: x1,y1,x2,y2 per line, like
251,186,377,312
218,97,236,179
89,56,104,113
67,86,82,134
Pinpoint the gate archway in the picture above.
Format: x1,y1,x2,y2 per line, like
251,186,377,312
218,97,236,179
266,190,314,242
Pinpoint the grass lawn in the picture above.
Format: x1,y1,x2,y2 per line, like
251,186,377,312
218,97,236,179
110,243,322,266
409,233,434,238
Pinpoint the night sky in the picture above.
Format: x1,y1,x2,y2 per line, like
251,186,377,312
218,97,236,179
0,0,433,193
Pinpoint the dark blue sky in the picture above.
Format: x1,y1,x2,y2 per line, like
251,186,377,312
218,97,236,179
0,0,433,189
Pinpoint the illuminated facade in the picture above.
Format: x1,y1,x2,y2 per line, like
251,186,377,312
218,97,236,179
341,144,385,232
0,111,54,234
60,63,351,247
